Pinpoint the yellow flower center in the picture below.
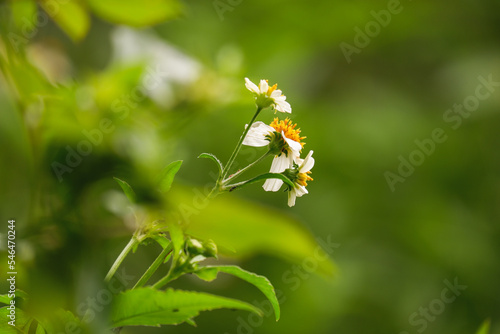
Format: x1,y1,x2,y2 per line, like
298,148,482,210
269,118,306,148
297,171,313,187
266,82,278,96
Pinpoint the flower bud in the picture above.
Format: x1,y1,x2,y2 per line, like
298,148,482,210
185,238,205,256
202,239,218,258
282,163,300,188
176,253,189,267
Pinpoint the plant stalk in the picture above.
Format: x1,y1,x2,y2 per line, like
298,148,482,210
221,106,263,181
222,151,271,186
104,236,139,282
152,268,180,289
133,242,173,288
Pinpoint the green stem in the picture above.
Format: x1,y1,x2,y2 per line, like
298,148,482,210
105,236,139,282
222,151,271,186
206,185,219,200
225,172,294,192
152,267,181,289
224,180,248,190
221,107,263,181
133,242,173,289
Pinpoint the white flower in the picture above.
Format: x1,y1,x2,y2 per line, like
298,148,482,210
242,121,276,147
287,150,314,207
262,134,301,191
242,118,304,192
245,78,291,113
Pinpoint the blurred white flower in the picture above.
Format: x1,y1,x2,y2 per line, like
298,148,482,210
111,27,201,108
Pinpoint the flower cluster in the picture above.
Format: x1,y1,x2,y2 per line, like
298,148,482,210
242,78,314,207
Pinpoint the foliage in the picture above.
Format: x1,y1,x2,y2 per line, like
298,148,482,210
1,0,499,333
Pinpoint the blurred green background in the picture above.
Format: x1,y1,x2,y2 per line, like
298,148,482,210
1,0,499,333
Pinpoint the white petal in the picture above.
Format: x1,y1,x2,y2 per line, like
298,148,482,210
295,185,308,197
263,155,288,192
270,89,282,98
263,178,283,192
300,150,315,173
282,131,302,156
288,189,297,207
273,96,291,113
245,78,259,94
287,151,295,167
258,80,268,94
269,154,290,173
242,122,274,147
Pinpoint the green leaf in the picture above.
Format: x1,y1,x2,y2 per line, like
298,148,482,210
198,153,224,178
39,0,90,41
169,221,184,254
113,177,137,203
0,295,10,305
229,173,294,191
475,319,491,334
110,287,262,328
157,160,183,194
36,322,46,334
194,267,219,281
37,309,82,334
151,235,170,250
195,265,280,321
10,0,37,32
0,307,32,333
87,0,181,27
0,289,28,305
172,187,337,277
15,290,28,300
167,220,185,266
